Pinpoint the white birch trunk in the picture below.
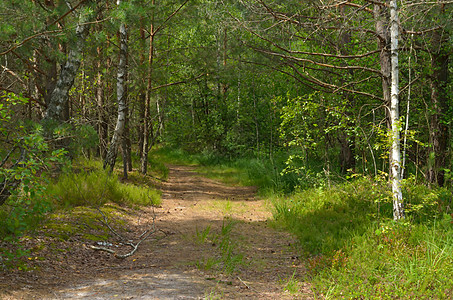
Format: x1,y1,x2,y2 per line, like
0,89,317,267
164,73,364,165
104,15,128,172
390,0,404,220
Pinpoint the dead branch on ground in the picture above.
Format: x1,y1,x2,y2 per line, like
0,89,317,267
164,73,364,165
89,207,164,258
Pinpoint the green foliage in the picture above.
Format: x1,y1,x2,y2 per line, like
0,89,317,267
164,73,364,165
274,173,453,298
153,146,299,194
273,176,390,254
402,176,451,223
0,94,67,238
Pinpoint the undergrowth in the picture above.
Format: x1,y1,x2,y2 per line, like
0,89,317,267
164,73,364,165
273,174,453,299
0,156,161,269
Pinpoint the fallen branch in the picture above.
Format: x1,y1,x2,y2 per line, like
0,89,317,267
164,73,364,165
90,207,159,259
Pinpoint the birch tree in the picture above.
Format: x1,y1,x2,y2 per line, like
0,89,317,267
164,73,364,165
104,1,128,172
389,0,404,220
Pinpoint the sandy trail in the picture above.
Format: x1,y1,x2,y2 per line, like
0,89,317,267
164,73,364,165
1,165,313,299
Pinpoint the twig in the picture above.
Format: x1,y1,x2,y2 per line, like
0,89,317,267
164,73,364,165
96,207,127,242
90,208,159,259
237,276,251,289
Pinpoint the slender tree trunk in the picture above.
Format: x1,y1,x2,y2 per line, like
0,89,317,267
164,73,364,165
140,3,155,174
137,19,146,159
104,20,128,172
389,0,404,220
96,46,108,159
374,4,392,163
427,29,449,186
338,5,356,173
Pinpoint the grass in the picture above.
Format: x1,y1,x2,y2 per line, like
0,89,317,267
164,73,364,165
280,270,300,294
273,174,453,299
47,157,161,208
194,218,246,274
0,154,162,269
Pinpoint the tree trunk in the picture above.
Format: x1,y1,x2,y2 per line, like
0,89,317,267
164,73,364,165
137,19,147,159
338,5,356,174
374,4,393,171
389,0,404,220
140,4,155,174
427,29,449,187
104,21,128,172
96,46,108,159
44,13,91,122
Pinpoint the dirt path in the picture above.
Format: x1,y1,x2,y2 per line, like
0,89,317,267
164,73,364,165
1,165,313,299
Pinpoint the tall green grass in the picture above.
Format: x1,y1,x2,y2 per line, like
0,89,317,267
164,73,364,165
47,158,161,208
273,175,453,298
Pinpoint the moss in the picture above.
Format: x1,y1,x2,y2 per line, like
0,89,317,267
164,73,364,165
40,205,127,243
82,233,108,241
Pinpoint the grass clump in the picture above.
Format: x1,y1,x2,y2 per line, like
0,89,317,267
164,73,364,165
195,218,246,274
273,176,390,254
313,219,453,299
47,159,161,208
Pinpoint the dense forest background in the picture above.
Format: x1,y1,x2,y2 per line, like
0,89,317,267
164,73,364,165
1,0,453,298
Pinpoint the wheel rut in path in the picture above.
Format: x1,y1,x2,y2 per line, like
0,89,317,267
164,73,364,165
3,165,314,299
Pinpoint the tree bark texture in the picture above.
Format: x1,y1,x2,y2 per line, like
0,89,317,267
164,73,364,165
389,0,404,220
44,13,91,122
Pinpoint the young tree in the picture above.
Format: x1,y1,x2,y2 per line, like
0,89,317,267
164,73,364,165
104,1,128,172
389,0,404,220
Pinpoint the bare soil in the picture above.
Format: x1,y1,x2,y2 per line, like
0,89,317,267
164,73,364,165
0,165,314,299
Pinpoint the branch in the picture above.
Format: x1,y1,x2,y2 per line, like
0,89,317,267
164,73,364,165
233,11,382,59
150,73,205,91
152,0,190,35
252,46,382,76
45,0,88,30
288,61,384,101
0,30,63,56
404,1,453,8
321,1,373,13
89,208,161,259
11,50,47,76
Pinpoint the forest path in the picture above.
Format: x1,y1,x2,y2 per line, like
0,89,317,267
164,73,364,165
3,165,313,299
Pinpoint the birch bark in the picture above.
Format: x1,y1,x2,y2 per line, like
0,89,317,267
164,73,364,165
104,9,128,172
390,0,404,220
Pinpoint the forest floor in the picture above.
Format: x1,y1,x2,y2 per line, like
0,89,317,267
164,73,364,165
0,165,314,299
